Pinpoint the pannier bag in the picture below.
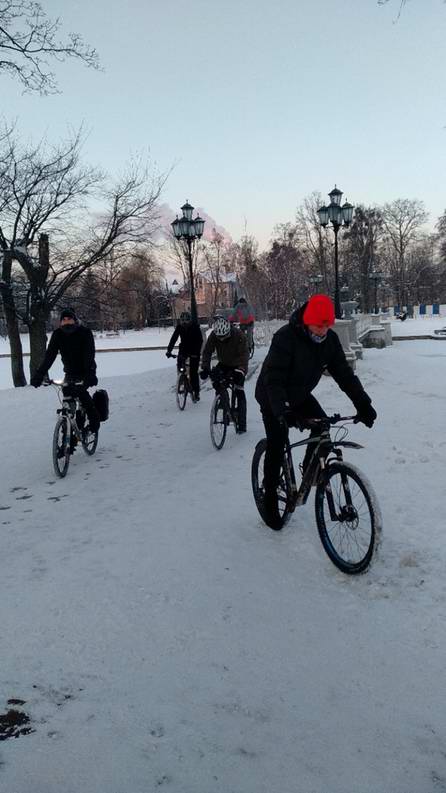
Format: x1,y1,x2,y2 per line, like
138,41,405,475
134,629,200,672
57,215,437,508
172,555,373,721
93,389,109,422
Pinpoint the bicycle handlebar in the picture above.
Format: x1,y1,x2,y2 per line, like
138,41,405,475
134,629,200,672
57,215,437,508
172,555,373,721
304,414,357,428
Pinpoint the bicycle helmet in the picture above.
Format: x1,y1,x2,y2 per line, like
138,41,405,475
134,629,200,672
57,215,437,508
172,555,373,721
213,316,231,339
179,311,191,324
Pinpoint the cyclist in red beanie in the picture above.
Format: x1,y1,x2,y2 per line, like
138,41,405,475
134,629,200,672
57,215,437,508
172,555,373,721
255,294,377,529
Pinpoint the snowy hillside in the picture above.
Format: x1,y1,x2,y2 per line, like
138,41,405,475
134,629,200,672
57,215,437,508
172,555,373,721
1,339,445,793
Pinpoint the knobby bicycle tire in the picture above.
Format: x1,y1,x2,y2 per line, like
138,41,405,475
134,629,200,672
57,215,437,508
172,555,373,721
210,393,228,450
176,372,188,411
315,461,382,574
52,416,70,478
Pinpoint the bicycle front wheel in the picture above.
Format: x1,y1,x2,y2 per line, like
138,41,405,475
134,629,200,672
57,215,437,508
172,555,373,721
52,417,70,478
251,439,293,529
176,372,188,411
315,461,381,574
210,393,227,450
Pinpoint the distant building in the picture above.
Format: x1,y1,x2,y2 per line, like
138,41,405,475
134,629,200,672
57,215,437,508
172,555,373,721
171,271,242,320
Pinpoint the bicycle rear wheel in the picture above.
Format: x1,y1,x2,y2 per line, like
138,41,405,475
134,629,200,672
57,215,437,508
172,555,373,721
81,425,99,455
176,372,188,411
251,439,293,529
52,417,70,478
210,393,227,450
249,338,255,359
315,461,381,574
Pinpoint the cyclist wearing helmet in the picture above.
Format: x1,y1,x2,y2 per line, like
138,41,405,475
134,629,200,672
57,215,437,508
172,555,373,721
255,294,377,528
166,310,203,401
200,316,249,433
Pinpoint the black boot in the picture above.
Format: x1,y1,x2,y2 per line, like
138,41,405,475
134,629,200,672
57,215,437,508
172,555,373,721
262,488,283,531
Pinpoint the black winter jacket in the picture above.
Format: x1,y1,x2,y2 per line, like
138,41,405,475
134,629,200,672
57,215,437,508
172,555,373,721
255,306,372,417
166,322,203,357
35,325,97,385
201,327,249,374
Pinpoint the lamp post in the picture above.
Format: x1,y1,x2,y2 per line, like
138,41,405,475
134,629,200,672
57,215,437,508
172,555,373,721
171,201,205,324
340,283,350,301
369,271,382,314
317,186,354,319
309,273,323,291
307,273,323,299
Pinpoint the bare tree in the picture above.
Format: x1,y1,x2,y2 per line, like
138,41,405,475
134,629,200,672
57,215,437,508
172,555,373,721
377,0,407,20
116,249,164,329
343,206,384,312
295,192,333,294
201,230,227,317
0,126,166,384
0,0,100,94
262,227,307,318
381,198,428,305
378,0,445,22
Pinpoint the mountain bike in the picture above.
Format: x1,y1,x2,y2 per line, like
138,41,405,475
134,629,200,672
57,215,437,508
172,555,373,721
49,380,99,478
209,369,242,450
170,354,198,410
251,414,382,574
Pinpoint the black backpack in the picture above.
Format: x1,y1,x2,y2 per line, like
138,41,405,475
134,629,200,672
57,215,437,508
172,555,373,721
93,389,109,422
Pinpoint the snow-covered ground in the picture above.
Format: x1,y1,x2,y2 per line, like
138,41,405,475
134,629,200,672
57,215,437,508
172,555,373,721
390,315,446,337
1,339,446,793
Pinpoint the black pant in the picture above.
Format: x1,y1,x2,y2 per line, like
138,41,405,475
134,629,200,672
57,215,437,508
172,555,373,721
177,353,200,396
213,363,247,431
63,384,101,432
261,395,326,491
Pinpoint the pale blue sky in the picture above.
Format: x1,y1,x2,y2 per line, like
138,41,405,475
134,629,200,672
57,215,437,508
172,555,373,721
2,0,446,247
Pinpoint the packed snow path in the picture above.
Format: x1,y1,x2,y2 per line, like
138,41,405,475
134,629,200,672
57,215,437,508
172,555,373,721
1,342,445,793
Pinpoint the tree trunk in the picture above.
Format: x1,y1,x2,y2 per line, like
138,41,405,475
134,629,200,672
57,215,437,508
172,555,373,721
0,253,27,386
28,312,49,378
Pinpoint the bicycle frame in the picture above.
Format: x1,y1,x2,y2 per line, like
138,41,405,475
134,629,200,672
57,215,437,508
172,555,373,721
215,379,238,426
284,419,363,512
52,380,86,442
172,354,192,392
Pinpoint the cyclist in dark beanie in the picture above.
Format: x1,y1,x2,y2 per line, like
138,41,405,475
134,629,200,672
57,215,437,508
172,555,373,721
31,308,101,433
166,310,203,401
255,294,377,529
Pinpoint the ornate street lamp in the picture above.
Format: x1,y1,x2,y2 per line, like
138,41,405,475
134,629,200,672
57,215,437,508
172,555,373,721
317,186,354,319
309,273,323,288
308,273,323,297
171,201,205,324
369,271,382,314
340,283,349,300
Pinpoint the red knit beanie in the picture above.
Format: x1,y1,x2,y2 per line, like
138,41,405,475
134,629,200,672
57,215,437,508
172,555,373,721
303,294,335,326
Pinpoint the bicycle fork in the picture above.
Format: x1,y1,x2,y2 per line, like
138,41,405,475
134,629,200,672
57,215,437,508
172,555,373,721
321,456,355,523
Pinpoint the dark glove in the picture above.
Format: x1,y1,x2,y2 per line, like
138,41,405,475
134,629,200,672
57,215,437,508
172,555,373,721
199,368,209,381
355,403,377,428
233,369,245,387
166,351,173,358
31,373,43,388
